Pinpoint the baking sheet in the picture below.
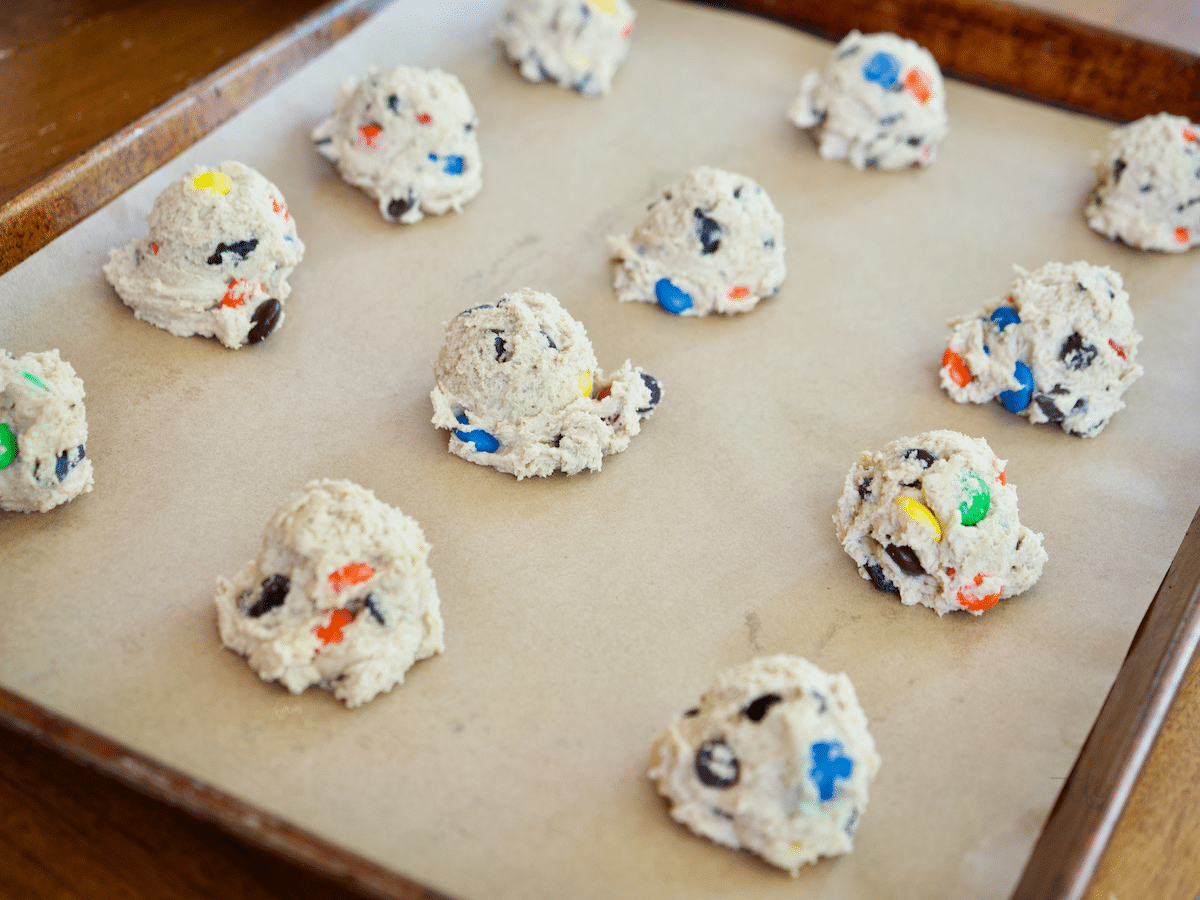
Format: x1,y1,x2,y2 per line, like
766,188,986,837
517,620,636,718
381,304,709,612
3,2,1200,898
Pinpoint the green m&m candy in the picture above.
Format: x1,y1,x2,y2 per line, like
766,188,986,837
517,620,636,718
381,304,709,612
0,423,16,469
959,470,990,525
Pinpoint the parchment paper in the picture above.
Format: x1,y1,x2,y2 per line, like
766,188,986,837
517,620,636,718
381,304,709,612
3,2,1200,898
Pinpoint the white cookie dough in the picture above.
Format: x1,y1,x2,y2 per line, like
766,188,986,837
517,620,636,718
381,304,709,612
835,430,1046,615
430,287,661,479
495,0,636,96
940,261,1143,437
214,479,444,708
0,350,93,513
648,655,880,875
1085,112,1200,252
312,65,482,223
608,167,786,316
788,30,948,169
103,161,303,348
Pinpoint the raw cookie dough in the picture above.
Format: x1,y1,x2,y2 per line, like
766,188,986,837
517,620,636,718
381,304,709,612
103,162,303,348
495,0,636,96
214,479,444,708
0,350,93,513
648,655,880,875
430,287,661,478
1085,112,1200,252
834,430,1046,616
788,30,948,170
312,65,482,223
940,261,1143,437
608,166,786,316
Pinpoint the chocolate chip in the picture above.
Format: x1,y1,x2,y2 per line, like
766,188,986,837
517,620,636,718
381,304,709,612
55,445,85,481
742,693,783,722
812,690,828,714
1076,281,1087,291
683,707,700,718
206,239,259,266
1035,395,1065,424
886,544,925,575
695,739,739,788
365,595,386,625
493,332,510,362
845,807,860,835
1060,332,1097,369
459,304,494,316
314,136,333,145
693,208,724,254
1113,158,1126,182
763,237,775,248
865,561,898,593
1072,397,1088,412
1049,383,1070,395
857,477,872,500
733,186,742,198
248,299,281,344
387,194,415,221
901,479,922,489
387,94,399,114
532,55,554,81
637,372,661,413
541,329,556,349
247,574,289,617
903,448,937,468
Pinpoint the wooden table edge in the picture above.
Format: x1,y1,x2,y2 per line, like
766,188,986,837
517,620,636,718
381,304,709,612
0,685,451,900
2,0,1199,896
0,0,392,277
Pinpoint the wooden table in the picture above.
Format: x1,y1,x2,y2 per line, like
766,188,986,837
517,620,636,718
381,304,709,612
1,2,1198,898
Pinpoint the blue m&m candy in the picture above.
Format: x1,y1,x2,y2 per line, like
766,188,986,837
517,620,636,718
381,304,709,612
654,278,694,315
810,740,854,802
989,306,1020,331
427,153,465,175
862,51,901,87
454,415,499,453
1000,360,1034,412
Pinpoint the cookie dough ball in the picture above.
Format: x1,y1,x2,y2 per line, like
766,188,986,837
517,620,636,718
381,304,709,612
1085,112,1200,252
834,430,1046,616
608,167,786,316
940,261,1143,437
648,655,880,875
312,65,482,223
214,480,444,708
0,350,93,513
788,30,948,169
495,0,636,96
103,162,303,348
430,288,661,479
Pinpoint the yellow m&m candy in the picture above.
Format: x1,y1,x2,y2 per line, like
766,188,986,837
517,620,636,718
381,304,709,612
193,171,232,196
894,497,942,541
579,370,593,398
